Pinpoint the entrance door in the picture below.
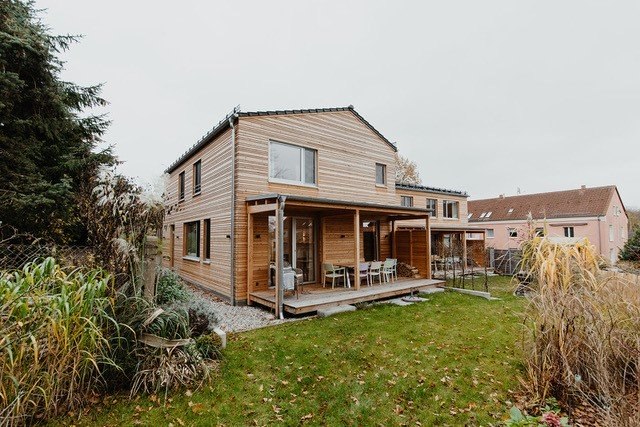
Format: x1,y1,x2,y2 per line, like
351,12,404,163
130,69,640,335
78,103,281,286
362,220,379,261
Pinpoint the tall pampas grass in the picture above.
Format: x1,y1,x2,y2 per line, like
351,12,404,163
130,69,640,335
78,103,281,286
519,236,640,426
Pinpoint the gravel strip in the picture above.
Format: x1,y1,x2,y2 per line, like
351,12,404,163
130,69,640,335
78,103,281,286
184,285,297,333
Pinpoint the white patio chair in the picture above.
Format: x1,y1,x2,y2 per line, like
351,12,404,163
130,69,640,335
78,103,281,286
350,262,371,287
367,261,382,285
382,259,395,283
323,263,345,288
386,258,398,280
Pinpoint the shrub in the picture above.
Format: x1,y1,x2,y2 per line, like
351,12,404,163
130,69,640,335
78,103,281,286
619,226,640,262
519,237,640,426
0,258,120,426
156,268,189,305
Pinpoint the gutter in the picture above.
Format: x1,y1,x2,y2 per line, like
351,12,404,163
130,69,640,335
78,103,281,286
229,114,238,305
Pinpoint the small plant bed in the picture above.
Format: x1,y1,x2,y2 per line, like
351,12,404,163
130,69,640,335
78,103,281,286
55,276,528,426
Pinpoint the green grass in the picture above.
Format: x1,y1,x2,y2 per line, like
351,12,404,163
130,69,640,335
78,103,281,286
60,276,524,426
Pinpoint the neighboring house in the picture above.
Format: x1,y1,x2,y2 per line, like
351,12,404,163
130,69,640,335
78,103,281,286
162,106,472,314
468,185,629,263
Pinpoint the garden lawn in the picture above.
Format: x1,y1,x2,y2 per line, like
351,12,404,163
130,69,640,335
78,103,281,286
62,276,524,426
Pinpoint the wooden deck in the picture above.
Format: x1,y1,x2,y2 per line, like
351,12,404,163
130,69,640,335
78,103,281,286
250,278,444,314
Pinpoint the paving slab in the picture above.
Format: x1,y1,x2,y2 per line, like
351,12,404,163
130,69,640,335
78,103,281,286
317,304,357,317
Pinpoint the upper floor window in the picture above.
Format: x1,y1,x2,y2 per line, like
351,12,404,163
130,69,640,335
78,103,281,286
375,163,386,185
487,229,495,238
193,160,201,195
443,200,459,219
426,199,437,216
269,141,316,185
178,172,185,201
564,226,575,238
508,228,518,238
401,196,413,207
184,221,200,258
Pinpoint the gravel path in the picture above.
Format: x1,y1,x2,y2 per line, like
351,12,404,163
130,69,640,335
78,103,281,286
184,285,296,333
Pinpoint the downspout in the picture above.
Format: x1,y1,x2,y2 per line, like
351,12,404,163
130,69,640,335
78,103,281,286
229,114,238,305
277,195,287,319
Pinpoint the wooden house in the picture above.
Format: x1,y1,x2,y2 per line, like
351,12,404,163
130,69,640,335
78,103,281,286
163,106,474,315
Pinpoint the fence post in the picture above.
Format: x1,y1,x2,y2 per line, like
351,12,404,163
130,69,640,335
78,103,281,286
143,236,161,300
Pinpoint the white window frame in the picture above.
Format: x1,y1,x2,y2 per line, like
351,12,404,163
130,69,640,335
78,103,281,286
564,226,575,238
443,200,459,219
487,229,495,238
268,140,317,187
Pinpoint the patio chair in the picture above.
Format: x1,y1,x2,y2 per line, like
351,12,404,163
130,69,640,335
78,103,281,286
382,259,395,283
367,261,382,285
385,258,398,280
350,262,371,287
323,263,345,289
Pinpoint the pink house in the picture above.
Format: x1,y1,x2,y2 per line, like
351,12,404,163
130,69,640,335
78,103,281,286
468,185,629,263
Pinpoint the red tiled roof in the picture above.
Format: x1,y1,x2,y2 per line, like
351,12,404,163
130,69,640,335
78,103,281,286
468,186,619,222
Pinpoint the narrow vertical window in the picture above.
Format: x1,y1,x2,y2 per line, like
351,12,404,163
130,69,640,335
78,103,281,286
564,227,575,238
204,218,211,260
375,163,386,185
179,172,185,201
193,160,202,195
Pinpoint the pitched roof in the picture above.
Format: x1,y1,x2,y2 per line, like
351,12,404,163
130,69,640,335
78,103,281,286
395,182,468,197
468,186,621,222
165,105,396,173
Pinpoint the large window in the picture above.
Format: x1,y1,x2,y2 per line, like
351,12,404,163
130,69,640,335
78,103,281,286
564,226,575,238
443,200,459,219
426,199,437,216
203,218,211,260
375,163,386,185
178,172,185,201
193,160,201,195
269,141,316,185
184,221,200,258
401,196,413,207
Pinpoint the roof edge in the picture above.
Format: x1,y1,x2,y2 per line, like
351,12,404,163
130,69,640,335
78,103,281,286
395,182,469,197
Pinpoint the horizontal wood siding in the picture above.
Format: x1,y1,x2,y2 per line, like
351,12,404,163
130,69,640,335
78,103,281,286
163,128,234,299
411,230,428,277
395,189,468,229
323,216,356,265
251,215,271,292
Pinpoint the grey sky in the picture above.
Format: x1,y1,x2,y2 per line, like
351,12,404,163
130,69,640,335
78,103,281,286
37,0,640,207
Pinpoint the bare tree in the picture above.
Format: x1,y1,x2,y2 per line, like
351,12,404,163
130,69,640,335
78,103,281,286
395,153,422,185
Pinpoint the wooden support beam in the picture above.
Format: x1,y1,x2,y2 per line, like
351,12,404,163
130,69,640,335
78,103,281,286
426,216,432,279
409,230,414,267
354,209,360,291
275,198,284,319
248,203,277,214
247,212,254,305
391,220,396,258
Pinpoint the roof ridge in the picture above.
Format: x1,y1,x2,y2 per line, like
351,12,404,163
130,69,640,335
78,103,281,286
470,185,616,202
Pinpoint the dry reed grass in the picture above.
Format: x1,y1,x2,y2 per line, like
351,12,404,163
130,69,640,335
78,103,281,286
519,236,640,426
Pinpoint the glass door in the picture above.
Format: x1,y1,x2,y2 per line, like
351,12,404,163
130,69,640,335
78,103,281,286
293,218,316,283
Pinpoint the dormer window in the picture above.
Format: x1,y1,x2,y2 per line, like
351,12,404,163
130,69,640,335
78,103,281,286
508,208,514,214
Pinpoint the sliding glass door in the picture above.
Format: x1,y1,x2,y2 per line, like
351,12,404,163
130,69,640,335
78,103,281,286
269,216,316,284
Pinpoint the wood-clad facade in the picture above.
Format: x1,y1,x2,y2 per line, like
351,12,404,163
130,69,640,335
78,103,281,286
163,107,469,309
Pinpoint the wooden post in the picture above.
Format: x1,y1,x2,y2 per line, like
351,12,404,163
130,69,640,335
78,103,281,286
143,235,161,300
247,212,254,305
391,220,396,258
462,231,468,272
425,217,432,279
354,209,360,290
409,230,414,267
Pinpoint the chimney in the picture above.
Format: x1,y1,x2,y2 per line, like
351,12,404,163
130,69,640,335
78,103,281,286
581,185,586,190
499,194,505,199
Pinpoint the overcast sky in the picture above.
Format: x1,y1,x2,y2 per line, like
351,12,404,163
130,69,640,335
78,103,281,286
37,0,640,207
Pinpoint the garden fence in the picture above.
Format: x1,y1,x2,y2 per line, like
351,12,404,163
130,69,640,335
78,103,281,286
488,248,522,275
0,243,96,271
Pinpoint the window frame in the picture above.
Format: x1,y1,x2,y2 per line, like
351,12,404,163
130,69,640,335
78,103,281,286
375,163,387,186
486,229,495,238
184,221,201,259
564,226,575,238
193,160,202,195
426,198,437,217
508,228,518,238
178,171,185,201
268,140,317,187
401,196,414,208
442,200,459,219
